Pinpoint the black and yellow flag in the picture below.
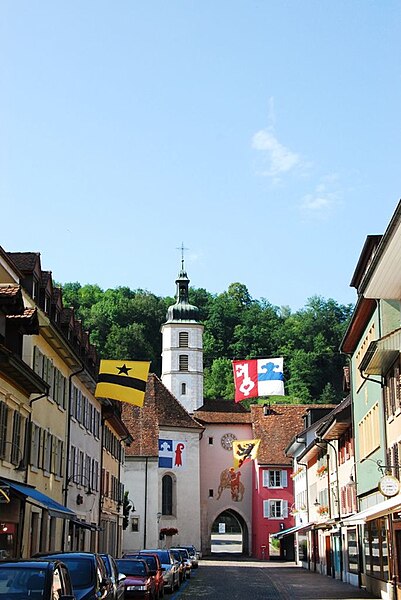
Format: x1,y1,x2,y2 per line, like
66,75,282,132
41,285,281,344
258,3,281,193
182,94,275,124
232,439,261,469
95,360,150,407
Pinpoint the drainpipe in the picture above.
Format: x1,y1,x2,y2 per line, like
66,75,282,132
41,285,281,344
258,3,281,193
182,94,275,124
143,457,148,549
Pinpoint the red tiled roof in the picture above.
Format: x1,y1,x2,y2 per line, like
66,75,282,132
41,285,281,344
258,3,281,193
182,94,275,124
0,284,21,298
123,374,203,457
194,399,252,424
251,404,319,466
7,307,37,320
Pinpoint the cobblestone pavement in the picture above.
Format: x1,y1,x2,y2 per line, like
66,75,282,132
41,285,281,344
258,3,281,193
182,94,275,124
173,557,379,600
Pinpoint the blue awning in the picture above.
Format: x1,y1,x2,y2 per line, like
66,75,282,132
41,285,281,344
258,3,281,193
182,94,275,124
1,479,76,519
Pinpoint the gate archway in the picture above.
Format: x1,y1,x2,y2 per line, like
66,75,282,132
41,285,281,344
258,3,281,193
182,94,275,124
210,509,249,555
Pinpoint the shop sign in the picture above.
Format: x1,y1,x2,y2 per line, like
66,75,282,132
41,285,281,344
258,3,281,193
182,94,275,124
378,475,401,497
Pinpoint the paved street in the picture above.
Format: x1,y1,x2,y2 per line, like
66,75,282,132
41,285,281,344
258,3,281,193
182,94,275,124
173,557,378,600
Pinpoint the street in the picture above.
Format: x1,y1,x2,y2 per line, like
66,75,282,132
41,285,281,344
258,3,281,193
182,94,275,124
173,557,379,600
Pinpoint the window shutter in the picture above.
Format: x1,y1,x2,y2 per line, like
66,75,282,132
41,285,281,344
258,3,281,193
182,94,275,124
262,471,269,487
33,346,44,377
263,500,269,518
281,470,288,487
282,500,288,518
396,363,401,410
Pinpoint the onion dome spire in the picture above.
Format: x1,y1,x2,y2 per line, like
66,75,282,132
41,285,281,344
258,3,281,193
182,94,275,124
165,245,199,323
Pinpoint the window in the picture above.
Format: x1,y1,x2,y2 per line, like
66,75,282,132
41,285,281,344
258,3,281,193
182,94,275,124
358,403,380,459
30,423,41,468
384,359,401,418
179,355,189,372
263,499,288,518
11,412,22,466
43,431,52,473
209,489,214,497
181,383,186,395
131,517,139,532
208,437,213,445
162,474,173,515
347,529,359,574
0,401,9,458
262,469,288,488
179,332,189,347
55,439,63,477
363,518,389,580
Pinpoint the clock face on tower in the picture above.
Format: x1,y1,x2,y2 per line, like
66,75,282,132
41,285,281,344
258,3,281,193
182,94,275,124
221,433,237,450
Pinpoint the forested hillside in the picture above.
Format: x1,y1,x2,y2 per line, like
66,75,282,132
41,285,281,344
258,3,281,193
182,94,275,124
61,281,353,404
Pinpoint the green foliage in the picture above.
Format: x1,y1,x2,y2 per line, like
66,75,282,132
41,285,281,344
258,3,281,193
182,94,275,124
60,281,352,404
203,358,234,400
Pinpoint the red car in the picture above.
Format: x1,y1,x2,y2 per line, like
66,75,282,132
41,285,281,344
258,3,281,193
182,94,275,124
116,558,156,600
123,553,164,600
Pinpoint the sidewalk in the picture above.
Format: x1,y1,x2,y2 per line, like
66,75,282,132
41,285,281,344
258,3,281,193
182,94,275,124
264,563,378,599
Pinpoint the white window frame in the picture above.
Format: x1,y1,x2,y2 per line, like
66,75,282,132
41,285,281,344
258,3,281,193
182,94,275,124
262,469,288,488
263,499,288,518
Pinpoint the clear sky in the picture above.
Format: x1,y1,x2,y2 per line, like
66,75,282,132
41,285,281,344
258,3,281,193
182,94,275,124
1,1,400,311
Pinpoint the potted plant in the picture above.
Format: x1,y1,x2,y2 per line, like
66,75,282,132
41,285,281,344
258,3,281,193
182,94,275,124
160,527,179,548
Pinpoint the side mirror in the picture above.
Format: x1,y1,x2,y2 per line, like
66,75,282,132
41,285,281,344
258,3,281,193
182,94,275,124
118,573,126,582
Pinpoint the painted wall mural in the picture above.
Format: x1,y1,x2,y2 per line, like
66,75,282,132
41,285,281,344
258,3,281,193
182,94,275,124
216,468,244,502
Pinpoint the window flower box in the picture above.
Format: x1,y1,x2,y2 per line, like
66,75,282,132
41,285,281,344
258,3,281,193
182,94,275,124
316,465,328,477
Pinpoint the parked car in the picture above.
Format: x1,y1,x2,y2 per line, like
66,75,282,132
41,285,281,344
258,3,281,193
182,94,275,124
100,554,126,600
138,550,179,593
167,549,185,584
0,558,76,599
116,558,156,600
176,546,199,569
170,548,191,579
123,553,164,599
34,551,114,600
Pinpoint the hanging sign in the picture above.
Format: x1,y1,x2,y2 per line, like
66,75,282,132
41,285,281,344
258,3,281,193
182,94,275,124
378,474,400,497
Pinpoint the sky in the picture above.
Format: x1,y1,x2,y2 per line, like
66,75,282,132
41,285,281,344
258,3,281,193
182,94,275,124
1,1,401,311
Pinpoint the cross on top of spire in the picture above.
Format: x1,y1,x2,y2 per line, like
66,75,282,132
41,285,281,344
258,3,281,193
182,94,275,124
176,242,189,271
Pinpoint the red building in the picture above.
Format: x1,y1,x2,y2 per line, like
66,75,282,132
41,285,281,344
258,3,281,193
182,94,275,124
251,404,315,560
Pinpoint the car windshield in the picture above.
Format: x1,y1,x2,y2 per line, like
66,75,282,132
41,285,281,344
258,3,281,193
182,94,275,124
54,557,94,588
170,550,181,561
0,566,46,597
125,555,156,570
141,550,170,564
116,560,147,577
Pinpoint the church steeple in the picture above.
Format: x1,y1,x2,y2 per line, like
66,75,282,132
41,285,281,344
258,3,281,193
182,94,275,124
161,247,204,414
165,247,199,323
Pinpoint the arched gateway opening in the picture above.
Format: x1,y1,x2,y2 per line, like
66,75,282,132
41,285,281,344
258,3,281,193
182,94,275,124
210,509,249,555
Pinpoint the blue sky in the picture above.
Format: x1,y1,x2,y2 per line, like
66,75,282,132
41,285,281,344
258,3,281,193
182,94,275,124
1,1,400,311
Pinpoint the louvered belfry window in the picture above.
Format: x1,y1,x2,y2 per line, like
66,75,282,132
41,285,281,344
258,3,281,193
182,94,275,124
179,355,189,371
179,332,189,347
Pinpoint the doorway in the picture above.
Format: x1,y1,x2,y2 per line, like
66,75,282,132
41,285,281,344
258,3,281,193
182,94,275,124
210,509,248,555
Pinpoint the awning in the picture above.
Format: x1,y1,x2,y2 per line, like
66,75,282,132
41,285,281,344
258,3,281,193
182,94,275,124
1,479,76,519
271,523,313,539
360,329,401,375
71,519,102,532
341,494,401,525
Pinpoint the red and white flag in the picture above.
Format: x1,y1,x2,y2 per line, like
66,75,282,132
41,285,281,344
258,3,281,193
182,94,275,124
232,357,284,403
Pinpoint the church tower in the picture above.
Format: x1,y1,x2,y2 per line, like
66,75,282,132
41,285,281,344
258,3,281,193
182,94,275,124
161,259,204,413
